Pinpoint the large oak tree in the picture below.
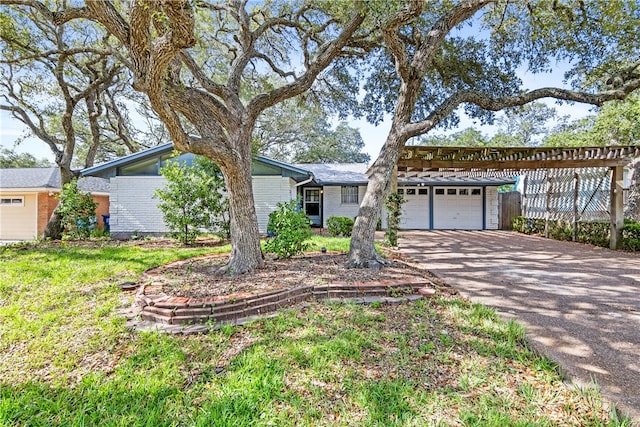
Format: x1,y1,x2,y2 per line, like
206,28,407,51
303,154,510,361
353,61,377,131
347,0,640,268
11,0,370,274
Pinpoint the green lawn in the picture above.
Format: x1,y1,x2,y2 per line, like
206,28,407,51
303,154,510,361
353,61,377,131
0,238,629,426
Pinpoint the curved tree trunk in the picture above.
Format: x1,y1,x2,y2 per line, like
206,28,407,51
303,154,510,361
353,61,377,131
348,129,407,268
218,149,264,275
43,165,74,239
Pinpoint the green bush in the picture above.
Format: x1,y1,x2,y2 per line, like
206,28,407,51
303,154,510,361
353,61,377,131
327,216,354,237
512,216,611,248
264,198,313,258
623,219,640,251
384,191,405,247
56,179,98,239
155,155,229,245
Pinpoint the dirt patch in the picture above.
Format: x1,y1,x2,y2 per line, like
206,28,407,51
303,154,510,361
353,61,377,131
143,252,439,299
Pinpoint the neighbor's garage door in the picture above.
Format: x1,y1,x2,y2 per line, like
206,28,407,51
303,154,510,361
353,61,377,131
399,187,429,229
433,187,482,230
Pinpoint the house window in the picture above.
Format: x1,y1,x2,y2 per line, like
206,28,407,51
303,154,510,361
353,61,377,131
418,188,428,195
406,188,416,195
341,186,359,204
397,189,404,195
471,188,482,195
0,197,24,206
459,189,468,195
435,188,445,195
447,188,457,195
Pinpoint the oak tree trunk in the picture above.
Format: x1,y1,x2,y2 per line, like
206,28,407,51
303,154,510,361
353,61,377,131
218,151,264,275
348,129,407,268
43,165,74,240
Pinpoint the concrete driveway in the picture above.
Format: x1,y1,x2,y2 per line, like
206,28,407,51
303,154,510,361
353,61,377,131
399,230,640,423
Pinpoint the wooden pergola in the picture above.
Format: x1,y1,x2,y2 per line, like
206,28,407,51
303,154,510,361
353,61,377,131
397,145,640,249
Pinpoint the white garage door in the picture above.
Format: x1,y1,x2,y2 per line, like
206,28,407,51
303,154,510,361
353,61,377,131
399,187,429,229
433,187,483,230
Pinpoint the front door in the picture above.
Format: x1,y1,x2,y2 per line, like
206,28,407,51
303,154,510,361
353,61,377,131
303,188,322,226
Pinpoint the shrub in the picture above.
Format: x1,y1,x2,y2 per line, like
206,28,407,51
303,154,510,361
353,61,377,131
264,198,313,258
327,216,354,237
384,191,405,247
155,155,229,245
623,219,640,251
56,179,98,239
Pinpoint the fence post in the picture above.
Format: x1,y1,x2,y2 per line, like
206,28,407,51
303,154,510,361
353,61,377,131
610,165,624,249
573,171,579,242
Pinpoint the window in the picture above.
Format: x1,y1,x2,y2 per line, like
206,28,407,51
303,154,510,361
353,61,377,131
0,197,24,206
418,188,428,195
447,188,457,195
435,188,445,195
471,188,482,195
341,186,359,204
459,189,468,195
397,189,404,195
406,188,416,195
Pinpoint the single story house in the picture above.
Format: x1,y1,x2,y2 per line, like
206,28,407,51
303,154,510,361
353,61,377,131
82,143,515,238
0,168,110,241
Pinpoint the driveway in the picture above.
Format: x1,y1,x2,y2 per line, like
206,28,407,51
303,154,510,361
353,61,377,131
399,230,640,423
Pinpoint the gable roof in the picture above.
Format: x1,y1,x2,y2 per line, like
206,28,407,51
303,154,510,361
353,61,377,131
81,142,311,179
0,168,110,193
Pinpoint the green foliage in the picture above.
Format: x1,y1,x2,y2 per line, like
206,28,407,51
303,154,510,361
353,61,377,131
264,199,313,258
622,219,640,251
384,191,405,247
155,155,229,245
326,216,354,237
0,147,52,168
255,98,369,164
512,217,612,248
56,179,98,239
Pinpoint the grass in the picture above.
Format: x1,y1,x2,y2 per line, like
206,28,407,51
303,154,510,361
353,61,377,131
0,237,631,426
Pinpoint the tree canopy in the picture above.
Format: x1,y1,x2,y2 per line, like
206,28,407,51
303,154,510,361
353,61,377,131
0,147,52,168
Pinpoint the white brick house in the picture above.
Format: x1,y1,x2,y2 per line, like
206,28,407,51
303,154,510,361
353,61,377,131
82,143,514,237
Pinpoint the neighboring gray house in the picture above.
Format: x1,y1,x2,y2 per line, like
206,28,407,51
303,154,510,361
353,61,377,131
82,143,515,237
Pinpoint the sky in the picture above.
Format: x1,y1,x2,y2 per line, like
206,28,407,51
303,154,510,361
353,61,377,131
0,67,597,165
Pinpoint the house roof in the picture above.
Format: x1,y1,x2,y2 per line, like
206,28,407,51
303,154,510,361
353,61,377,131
0,168,110,193
294,162,515,186
294,163,370,185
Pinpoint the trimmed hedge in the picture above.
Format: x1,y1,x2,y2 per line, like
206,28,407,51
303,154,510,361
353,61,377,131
512,216,640,251
327,216,354,237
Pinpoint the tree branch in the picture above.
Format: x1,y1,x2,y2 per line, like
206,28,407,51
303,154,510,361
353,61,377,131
404,79,640,139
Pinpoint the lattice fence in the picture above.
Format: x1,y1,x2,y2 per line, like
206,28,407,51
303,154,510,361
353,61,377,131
523,168,611,222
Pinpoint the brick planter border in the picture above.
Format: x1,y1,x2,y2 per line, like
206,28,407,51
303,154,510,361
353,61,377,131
134,277,435,327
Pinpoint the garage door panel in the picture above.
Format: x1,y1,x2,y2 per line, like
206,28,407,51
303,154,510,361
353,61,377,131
433,187,482,230
399,187,429,229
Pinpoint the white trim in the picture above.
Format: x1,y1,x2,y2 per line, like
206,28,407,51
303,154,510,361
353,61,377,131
35,193,39,238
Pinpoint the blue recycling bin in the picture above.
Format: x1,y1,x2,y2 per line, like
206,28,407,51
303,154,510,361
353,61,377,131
102,214,110,232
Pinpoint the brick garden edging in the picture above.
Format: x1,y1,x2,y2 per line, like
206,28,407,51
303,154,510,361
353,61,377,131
134,277,435,328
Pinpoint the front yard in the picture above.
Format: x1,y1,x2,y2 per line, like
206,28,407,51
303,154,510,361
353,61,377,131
0,238,629,426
